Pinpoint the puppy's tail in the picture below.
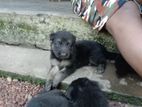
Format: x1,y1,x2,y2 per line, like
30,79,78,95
104,51,119,60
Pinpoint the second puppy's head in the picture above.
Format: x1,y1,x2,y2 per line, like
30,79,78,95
50,31,76,60
66,78,109,107
66,78,100,101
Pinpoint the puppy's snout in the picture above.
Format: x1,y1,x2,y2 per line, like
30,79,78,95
59,52,69,58
60,52,67,57
58,49,70,59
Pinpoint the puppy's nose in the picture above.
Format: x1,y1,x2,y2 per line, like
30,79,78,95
60,52,67,56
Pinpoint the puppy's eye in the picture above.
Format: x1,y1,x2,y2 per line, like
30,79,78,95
66,42,70,46
58,41,62,45
66,42,72,46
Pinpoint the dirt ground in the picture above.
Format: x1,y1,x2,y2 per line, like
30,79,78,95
0,77,134,107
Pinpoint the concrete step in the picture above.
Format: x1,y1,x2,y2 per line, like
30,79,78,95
0,44,50,79
0,44,141,99
0,0,74,16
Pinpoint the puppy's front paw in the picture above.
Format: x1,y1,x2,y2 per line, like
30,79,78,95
45,80,53,91
52,79,61,89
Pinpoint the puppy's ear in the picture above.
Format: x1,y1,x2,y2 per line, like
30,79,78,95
72,34,76,42
73,35,76,41
50,33,55,41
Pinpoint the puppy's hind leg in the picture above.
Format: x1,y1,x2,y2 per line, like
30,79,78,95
89,59,106,73
89,50,107,73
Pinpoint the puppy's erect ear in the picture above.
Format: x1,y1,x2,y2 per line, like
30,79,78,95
71,34,76,44
50,33,55,41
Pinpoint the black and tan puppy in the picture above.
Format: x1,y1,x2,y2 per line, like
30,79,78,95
46,31,116,90
66,78,109,107
26,78,109,107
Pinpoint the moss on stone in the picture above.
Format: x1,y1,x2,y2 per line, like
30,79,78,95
106,92,142,106
0,19,6,29
0,14,116,51
17,22,38,32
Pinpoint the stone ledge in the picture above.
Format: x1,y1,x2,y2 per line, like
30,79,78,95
0,0,116,51
0,1,74,16
0,44,141,100
0,14,93,49
0,13,116,51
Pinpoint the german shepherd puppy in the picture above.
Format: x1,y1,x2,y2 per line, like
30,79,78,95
26,89,73,107
26,78,109,107
66,78,109,107
46,31,116,90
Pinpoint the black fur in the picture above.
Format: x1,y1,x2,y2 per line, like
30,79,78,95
66,78,109,107
114,54,137,78
50,31,76,60
26,89,73,107
26,78,109,107
46,31,117,90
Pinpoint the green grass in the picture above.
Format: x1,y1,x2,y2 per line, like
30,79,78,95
17,22,38,32
0,70,45,86
0,15,117,53
0,19,38,33
106,92,142,106
0,19,6,29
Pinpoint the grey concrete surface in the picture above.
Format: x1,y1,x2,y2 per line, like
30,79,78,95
0,0,74,16
0,44,141,99
64,64,142,98
0,44,50,79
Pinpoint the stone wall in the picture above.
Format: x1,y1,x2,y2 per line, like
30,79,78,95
0,14,116,51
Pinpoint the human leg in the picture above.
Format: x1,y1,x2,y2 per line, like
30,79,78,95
106,1,142,77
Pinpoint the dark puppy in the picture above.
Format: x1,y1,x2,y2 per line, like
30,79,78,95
46,31,116,90
114,54,137,78
26,78,109,107
26,89,73,107
66,78,109,107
